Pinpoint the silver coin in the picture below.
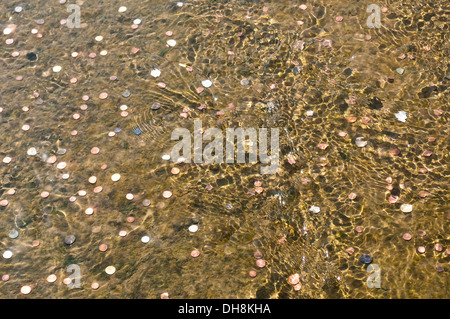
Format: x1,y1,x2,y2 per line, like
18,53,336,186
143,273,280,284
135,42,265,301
9,229,19,239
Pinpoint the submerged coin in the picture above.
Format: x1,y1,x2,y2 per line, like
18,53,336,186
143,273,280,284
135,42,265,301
188,225,198,233
402,233,412,241
47,274,57,283
162,191,172,198
359,254,373,264
2,250,13,259
256,259,266,268
64,235,76,245
9,229,19,239
142,199,151,207
20,286,32,295
105,266,116,274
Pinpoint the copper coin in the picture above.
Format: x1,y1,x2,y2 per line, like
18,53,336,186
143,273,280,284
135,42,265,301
160,292,169,299
190,249,200,258
402,233,412,241
93,186,103,193
418,230,426,237
171,167,180,175
419,190,429,198
256,259,266,268
417,246,426,254
434,243,443,252
345,247,355,255
288,273,300,285
254,251,263,259
126,216,135,223
99,244,108,252
47,155,57,164
249,270,257,278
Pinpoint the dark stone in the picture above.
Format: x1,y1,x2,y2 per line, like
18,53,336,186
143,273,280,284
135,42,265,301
368,97,384,110
359,254,373,264
343,68,353,76
419,86,437,98
26,52,37,61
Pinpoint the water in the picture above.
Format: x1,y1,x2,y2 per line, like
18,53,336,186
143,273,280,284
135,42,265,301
0,0,448,298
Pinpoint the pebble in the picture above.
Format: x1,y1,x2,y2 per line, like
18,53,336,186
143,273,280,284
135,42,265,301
395,111,408,122
202,80,212,88
355,137,368,148
400,204,413,213
151,69,161,77
309,205,320,213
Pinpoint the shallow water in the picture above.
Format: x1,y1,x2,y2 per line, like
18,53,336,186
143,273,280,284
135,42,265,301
0,0,448,298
